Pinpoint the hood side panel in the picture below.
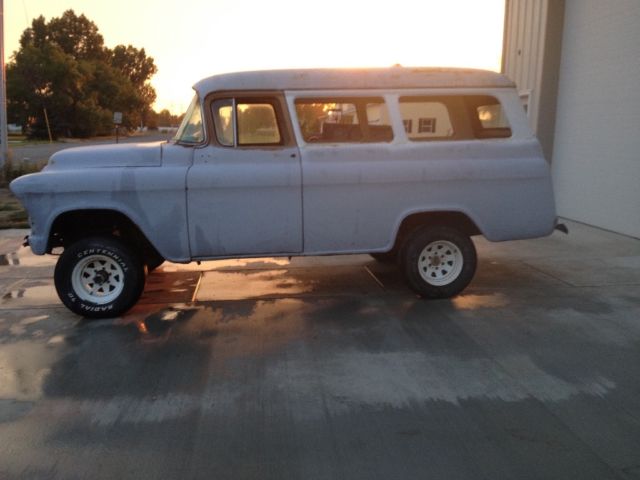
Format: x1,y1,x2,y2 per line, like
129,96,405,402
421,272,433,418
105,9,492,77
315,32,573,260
48,142,163,169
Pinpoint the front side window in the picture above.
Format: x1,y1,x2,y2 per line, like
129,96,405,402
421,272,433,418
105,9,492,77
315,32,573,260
237,103,281,145
211,99,283,147
295,98,393,143
174,95,204,144
399,98,454,140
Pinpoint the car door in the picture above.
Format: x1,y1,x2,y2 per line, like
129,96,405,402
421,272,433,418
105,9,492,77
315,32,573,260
186,93,303,258
288,93,400,253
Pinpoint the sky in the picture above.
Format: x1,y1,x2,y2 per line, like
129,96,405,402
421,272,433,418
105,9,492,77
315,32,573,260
5,0,506,115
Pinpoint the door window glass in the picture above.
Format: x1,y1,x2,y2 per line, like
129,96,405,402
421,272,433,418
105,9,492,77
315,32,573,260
212,99,283,147
237,103,281,145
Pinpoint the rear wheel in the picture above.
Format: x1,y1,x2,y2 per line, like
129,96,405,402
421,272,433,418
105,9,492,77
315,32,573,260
54,236,146,318
401,226,476,298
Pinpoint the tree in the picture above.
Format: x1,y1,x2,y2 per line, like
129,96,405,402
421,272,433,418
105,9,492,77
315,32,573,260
110,45,158,128
21,10,106,60
156,109,183,127
111,45,157,88
7,10,157,138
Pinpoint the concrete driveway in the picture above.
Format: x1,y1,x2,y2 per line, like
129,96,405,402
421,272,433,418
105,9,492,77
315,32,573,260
1,222,639,479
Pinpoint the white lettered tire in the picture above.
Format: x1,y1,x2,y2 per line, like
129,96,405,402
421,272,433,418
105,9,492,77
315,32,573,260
401,226,477,298
54,236,146,318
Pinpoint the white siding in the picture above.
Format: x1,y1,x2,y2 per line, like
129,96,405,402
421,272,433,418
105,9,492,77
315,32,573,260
502,0,564,161
502,0,547,128
551,0,640,238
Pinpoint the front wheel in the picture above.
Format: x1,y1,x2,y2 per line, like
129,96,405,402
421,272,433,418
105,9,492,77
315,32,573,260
144,249,165,273
401,226,477,298
54,236,146,318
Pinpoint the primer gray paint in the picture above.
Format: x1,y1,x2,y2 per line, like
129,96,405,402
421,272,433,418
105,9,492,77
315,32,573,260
10,68,557,262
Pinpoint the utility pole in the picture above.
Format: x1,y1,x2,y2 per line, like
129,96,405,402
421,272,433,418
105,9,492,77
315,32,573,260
0,0,8,170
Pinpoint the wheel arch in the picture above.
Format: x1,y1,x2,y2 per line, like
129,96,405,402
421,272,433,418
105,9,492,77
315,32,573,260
48,208,164,264
391,210,483,252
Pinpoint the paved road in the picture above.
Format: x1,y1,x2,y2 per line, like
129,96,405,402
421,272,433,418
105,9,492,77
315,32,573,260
9,131,173,164
0,221,639,479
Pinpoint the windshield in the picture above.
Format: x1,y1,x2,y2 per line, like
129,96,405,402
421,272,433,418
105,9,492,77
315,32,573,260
173,95,204,144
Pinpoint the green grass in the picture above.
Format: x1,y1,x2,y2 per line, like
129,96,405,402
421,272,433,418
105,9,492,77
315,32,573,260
0,155,44,229
0,202,19,211
8,131,58,144
0,188,29,229
1,154,45,186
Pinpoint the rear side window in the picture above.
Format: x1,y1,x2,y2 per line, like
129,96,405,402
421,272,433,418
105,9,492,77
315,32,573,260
399,98,454,140
399,95,512,141
465,96,512,139
295,98,393,143
211,98,283,147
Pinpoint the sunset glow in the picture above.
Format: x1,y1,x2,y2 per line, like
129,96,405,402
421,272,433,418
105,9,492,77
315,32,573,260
6,0,505,114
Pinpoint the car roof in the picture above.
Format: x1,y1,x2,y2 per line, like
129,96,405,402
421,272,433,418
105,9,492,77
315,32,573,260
193,67,515,97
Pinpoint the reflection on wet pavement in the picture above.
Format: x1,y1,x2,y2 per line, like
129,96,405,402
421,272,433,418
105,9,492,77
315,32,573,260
139,272,202,304
0,251,393,309
196,270,314,300
117,304,201,342
1,279,60,308
0,252,19,266
452,293,509,310
159,256,291,272
196,266,384,301
1,224,640,479
0,245,57,268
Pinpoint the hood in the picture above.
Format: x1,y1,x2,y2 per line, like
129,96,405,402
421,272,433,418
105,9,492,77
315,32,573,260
47,141,164,170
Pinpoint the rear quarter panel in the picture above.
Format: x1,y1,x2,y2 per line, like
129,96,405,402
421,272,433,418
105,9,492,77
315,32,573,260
286,88,556,253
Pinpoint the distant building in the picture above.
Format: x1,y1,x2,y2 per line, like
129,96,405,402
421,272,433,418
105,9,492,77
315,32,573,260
503,0,640,238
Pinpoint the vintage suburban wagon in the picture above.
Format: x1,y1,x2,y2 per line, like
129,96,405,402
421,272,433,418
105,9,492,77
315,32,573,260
10,67,559,318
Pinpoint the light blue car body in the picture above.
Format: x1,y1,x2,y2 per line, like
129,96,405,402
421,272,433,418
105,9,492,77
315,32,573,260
10,67,557,262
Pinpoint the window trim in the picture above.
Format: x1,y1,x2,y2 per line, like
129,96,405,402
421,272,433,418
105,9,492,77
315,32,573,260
211,98,235,147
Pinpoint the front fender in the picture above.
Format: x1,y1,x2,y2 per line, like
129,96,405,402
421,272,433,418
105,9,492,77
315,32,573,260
10,167,191,261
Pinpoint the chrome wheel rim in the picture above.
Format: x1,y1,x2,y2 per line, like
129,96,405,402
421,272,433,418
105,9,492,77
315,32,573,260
418,240,463,286
71,254,125,304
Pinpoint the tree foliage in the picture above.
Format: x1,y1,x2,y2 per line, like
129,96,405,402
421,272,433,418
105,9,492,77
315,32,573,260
7,10,158,138
146,109,184,130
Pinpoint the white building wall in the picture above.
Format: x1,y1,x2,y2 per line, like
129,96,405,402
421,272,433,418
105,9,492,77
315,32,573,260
551,0,640,238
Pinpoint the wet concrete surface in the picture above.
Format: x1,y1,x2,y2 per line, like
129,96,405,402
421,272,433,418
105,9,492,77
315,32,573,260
0,221,640,479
